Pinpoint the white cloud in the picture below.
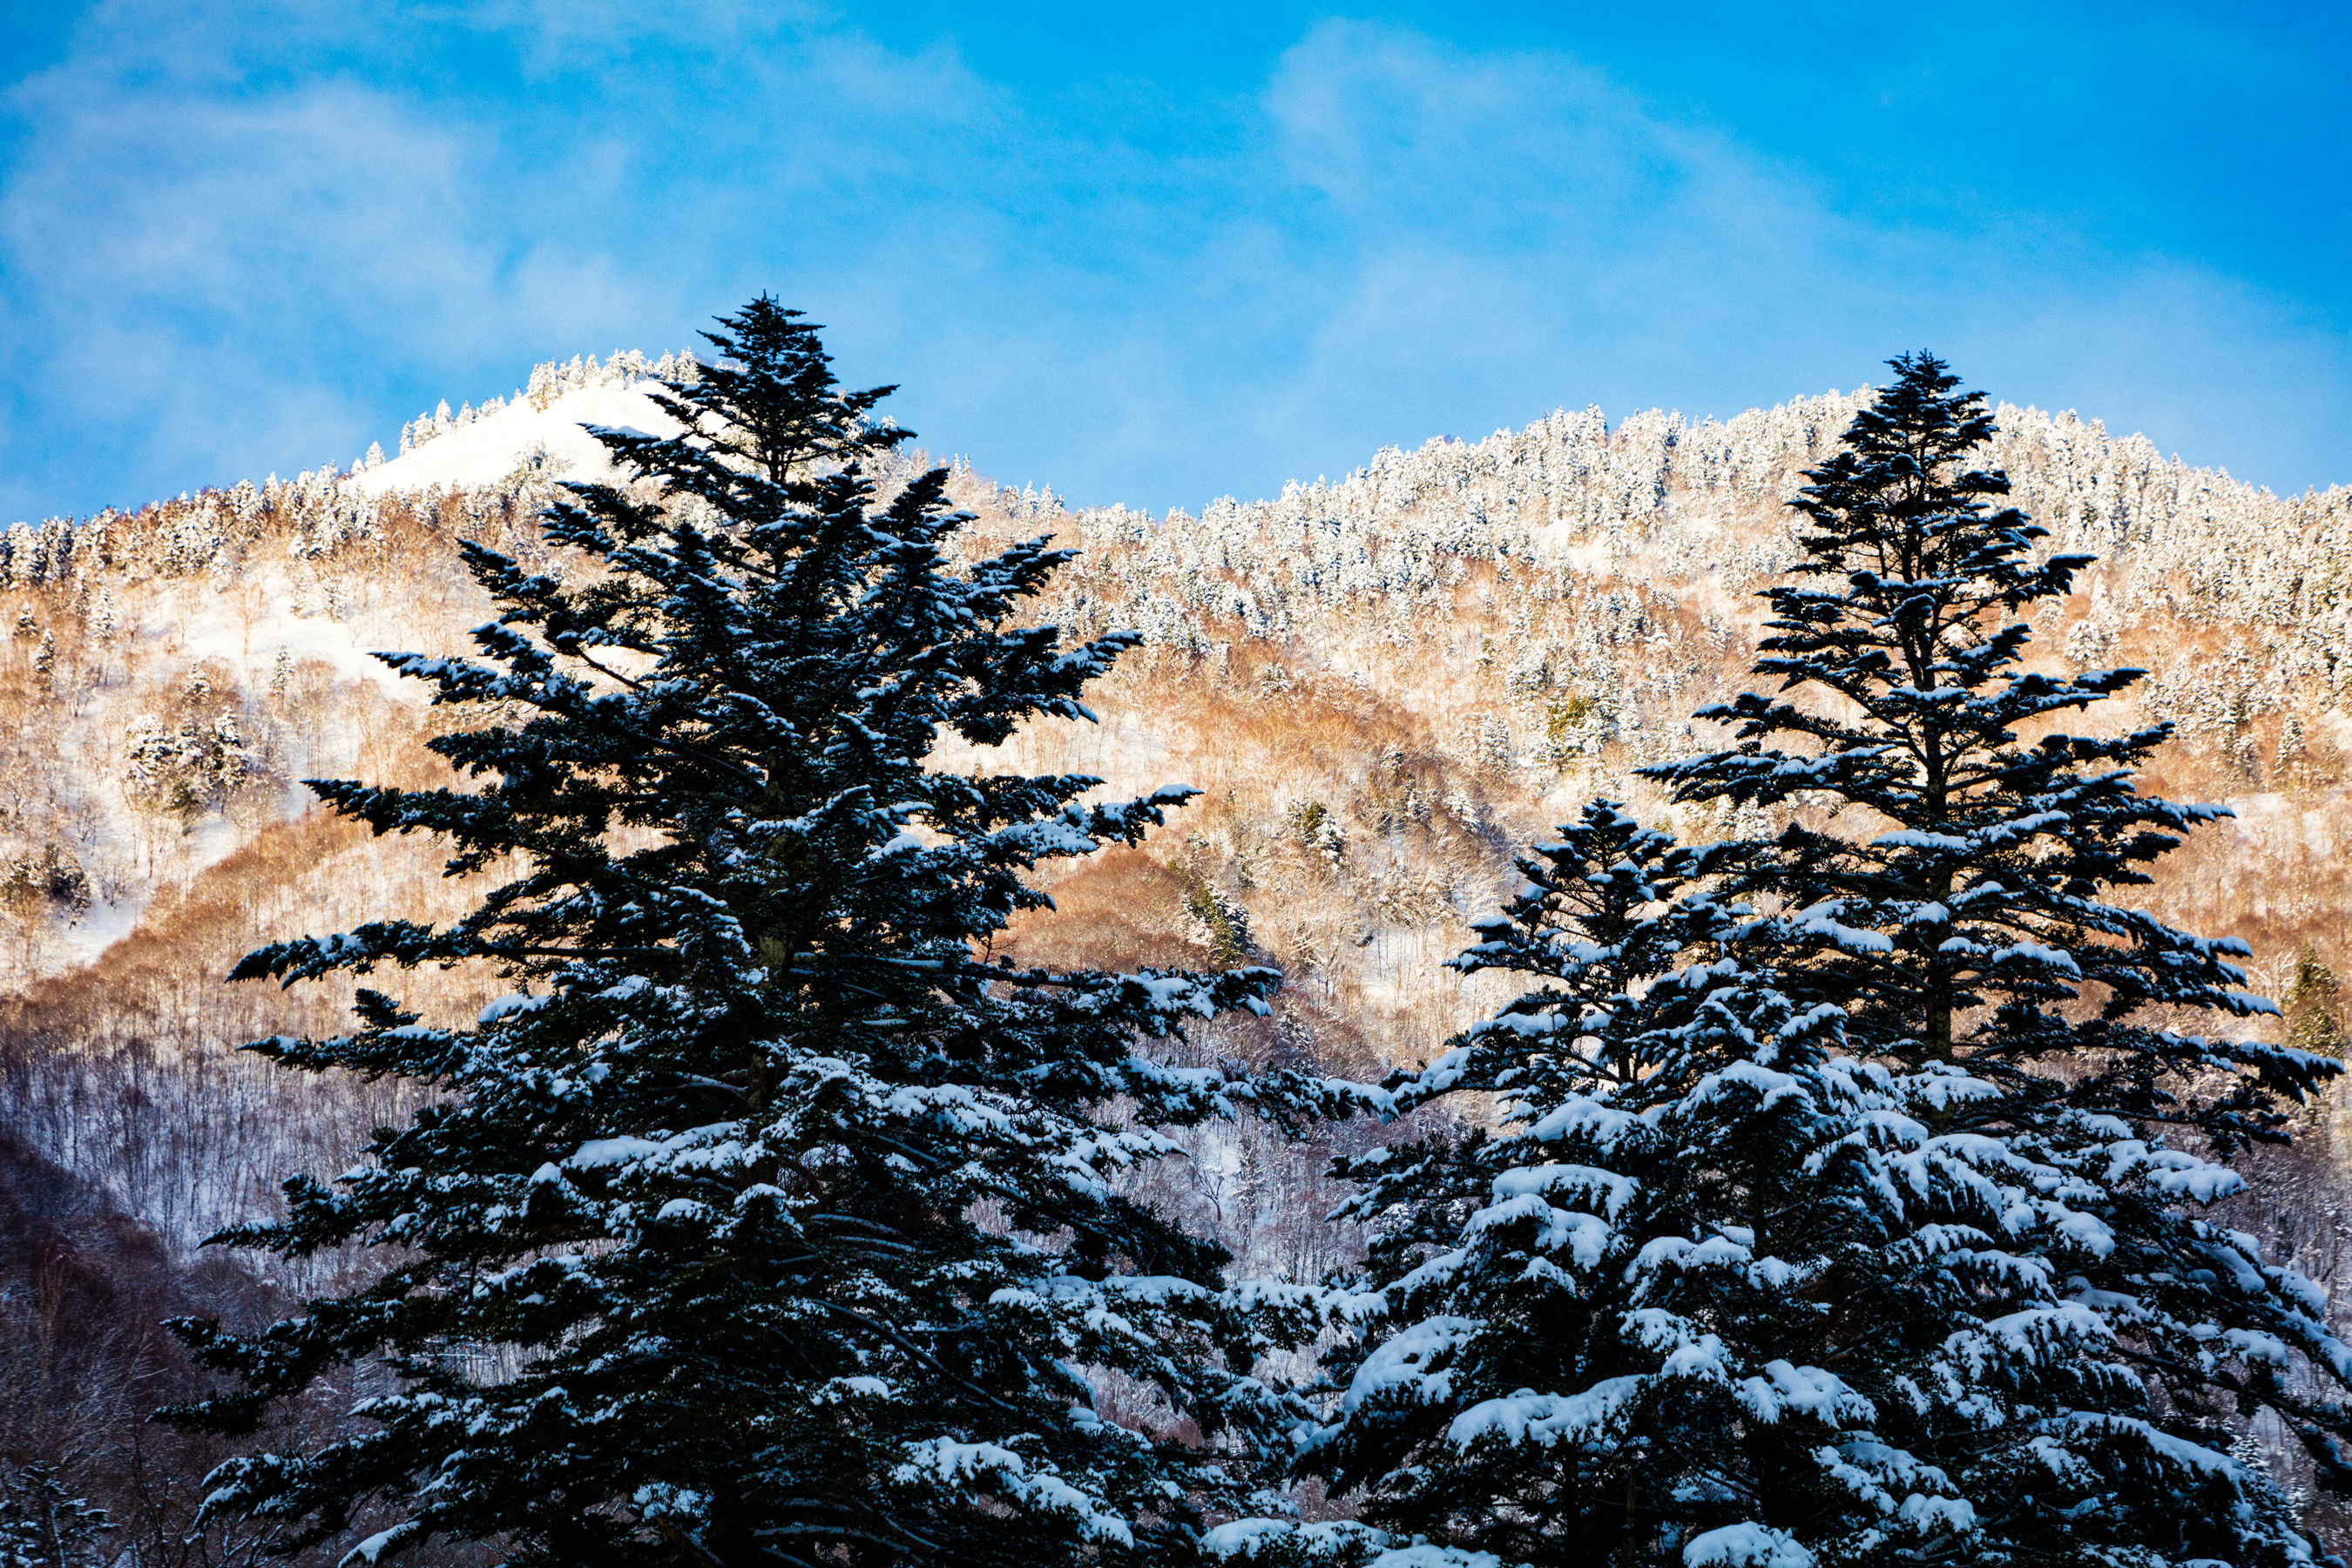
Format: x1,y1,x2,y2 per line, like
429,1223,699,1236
0,7,2342,523
0,79,491,492
1212,22,2349,497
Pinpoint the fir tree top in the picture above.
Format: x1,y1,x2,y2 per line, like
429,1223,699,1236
680,296,906,483
1646,351,2322,1143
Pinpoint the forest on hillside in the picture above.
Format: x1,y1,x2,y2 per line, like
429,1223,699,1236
2,314,2350,1565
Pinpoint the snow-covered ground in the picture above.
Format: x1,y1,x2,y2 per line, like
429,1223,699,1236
348,381,684,497
27,576,448,977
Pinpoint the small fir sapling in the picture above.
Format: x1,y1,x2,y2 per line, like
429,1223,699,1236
0,1464,112,1568
166,297,1370,1568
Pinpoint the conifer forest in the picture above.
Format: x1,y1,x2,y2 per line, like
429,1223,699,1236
9,301,2352,1568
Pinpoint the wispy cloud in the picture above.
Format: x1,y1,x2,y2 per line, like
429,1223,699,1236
1234,23,2349,492
0,5,2342,524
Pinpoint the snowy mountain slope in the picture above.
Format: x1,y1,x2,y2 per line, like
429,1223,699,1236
0,347,2347,1553
0,349,2347,1281
348,379,685,497
2,351,2345,1029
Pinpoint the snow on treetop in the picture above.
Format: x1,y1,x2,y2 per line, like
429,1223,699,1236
1340,1315,1478,1414
1488,1161,1639,1211
1445,1376,1643,1451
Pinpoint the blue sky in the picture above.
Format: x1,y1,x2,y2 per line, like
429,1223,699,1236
2,2,2345,524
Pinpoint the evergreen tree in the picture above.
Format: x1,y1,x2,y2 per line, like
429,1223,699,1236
168,298,1345,1568
1244,358,2352,1568
1635,353,2350,1563
1240,804,1952,1568
0,1463,112,1568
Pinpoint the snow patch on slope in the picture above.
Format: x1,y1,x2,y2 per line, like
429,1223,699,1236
349,382,685,497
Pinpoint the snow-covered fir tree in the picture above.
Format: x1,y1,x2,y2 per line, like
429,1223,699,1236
1223,357,2352,1568
1633,354,2352,1564
166,297,1355,1568
1225,802,1984,1568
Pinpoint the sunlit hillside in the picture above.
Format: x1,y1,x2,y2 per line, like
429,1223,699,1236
2,349,2348,1555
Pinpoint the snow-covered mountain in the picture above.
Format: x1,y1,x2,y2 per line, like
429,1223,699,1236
6,342,2349,1179
1,347,2349,1554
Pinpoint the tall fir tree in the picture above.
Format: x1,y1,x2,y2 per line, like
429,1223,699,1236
168,299,1347,1568
1240,357,2352,1568
1638,354,2352,1562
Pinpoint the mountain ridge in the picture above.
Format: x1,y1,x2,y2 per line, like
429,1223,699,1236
3,347,2349,1556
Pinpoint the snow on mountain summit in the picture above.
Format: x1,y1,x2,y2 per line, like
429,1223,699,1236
349,379,684,497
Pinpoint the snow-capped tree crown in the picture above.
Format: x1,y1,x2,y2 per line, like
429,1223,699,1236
1418,800,1707,1105
1646,351,2326,1148
659,296,903,483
